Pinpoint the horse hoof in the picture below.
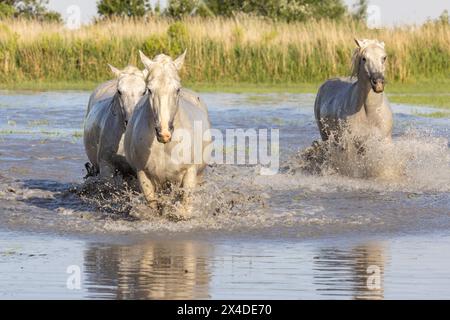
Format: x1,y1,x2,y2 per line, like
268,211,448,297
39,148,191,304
163,202,194,222
84,162,98,179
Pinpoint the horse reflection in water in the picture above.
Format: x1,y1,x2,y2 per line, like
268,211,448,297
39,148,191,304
83,241,211,299
313,243,385,300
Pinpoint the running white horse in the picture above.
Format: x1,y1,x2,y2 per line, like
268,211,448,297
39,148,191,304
314,39,393,146
124,51,211,218
84,65,148,178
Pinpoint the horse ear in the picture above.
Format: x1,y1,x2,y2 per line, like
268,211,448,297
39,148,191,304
139,50,154,70
354,39,363,48
174,49,187,71
108,64,122,78
142,69,149,80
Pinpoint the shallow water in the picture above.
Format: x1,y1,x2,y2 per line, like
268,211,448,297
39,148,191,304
0,91,449,299
2,231,450,299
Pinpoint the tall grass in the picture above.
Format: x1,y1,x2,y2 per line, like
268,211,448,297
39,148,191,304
0,17,448,85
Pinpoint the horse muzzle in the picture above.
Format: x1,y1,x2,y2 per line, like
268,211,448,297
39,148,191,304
370,74,385,93
156,129,172,144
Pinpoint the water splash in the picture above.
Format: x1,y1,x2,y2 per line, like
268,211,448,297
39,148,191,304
70,165,268,233
288,128,450,193
1,92,449,237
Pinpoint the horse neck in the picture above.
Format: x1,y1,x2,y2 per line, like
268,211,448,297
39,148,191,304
111,93,125,123
144,97,158,127
354,74,384,116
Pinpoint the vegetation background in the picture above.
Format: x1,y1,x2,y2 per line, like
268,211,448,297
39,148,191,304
0,0,448,111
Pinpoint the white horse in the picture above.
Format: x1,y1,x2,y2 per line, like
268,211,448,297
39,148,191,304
84,65,148,178
314,39,393,145
124,51,211,218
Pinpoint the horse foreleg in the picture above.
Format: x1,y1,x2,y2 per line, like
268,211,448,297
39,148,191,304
180,166,198,218
98,159,115,179
84,162,99,179
137,170,156,202
137,170,157,209
196,167,207,185
98,147,116,179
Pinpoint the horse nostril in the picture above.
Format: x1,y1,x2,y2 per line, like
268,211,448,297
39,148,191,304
162,131,171,142
371,78,384,86
156,130,172,143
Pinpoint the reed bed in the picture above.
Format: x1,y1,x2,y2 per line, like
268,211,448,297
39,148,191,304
0,17,448,85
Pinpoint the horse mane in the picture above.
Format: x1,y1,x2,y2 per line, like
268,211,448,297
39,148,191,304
121,65,145,78
152,54,175,65
147,54,181,83
351,47,362,79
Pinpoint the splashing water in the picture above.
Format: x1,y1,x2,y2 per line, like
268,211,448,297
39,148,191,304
68,125,450,235
290,128,450,193
70,163,268,233
0,92,449,237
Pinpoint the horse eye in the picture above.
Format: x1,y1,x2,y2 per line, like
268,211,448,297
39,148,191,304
118,90,122,96
382,56,387,62
362,57,367,62
177,88,181,95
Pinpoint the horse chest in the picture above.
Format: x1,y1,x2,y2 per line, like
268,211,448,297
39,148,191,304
145,144,186,185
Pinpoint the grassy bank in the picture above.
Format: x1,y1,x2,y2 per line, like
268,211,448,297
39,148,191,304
0,17,448,114
0,17,448,85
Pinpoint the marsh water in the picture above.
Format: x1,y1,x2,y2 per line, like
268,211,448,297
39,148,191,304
0,91,449,299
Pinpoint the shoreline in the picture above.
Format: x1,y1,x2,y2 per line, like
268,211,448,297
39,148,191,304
1,80,449,114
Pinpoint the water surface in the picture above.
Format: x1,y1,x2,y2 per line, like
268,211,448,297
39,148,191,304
0,91,449,299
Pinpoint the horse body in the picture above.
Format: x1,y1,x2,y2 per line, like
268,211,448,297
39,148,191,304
315,39,393,144
315,77,393,142
84,95,130,177
84,66,147,178
124,52,211,217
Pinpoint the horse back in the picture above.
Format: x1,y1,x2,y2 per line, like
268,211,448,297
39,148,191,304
178,89,211,132
180,88,209,115
315,78,354,116
86,80,117,117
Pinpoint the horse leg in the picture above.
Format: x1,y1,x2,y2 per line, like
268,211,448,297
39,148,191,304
111,154,137,179
98,159,115,179
180,166,198,218
84,162,99,179
137,170,157,209
196,166,207,185
97,144,116,179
